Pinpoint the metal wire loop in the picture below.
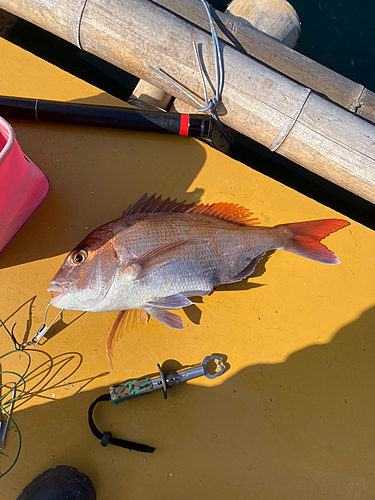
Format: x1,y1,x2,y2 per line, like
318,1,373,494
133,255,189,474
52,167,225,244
148,0,234,145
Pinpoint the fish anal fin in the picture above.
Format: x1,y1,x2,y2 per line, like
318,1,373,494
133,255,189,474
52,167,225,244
124,240,195,281
146,307,185,329
106,309,148,368
123,194,259,226
208,285,218,296
227,253,266,284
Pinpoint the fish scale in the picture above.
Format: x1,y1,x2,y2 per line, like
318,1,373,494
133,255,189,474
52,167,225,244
108,214,269,307
109,215,231,310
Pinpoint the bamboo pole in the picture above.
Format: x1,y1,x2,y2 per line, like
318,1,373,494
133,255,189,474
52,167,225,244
172,0,300,115
1,0,374,203
226,0,300,48
2,0,373,122
134,0,301,115
128,80,172,111
152,0,374,123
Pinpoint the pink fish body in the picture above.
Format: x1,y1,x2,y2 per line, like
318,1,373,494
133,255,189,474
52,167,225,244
48,194,349,364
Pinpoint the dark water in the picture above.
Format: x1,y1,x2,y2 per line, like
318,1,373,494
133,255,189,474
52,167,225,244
5,1,375,228
289,0,375,92
216,0,375,91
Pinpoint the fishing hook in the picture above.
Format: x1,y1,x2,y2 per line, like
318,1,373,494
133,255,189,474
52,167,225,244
18,302,63,349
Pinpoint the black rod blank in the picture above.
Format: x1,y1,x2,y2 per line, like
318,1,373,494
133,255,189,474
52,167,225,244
0,96,212,138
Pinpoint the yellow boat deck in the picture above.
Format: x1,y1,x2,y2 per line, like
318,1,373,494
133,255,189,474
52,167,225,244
1,37,374,499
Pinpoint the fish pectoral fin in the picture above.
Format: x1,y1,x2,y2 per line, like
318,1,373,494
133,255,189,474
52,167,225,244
106,309,148,368
126,240,195,280
147,293,193,309
145,307,185,329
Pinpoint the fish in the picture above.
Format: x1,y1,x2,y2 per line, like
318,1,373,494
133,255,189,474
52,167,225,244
48,193,350,366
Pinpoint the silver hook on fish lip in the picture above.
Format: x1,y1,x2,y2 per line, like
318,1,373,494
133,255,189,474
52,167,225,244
20,302,63,348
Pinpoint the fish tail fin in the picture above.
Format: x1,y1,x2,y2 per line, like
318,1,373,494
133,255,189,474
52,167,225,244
278,219,350,264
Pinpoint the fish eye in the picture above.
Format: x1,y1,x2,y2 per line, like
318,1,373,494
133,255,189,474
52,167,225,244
71,249,87,265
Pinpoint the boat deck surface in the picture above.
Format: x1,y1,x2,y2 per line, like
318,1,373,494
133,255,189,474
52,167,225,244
0,37,374,499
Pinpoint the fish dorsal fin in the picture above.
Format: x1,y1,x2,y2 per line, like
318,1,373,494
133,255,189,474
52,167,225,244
186,201,259,226
123,193,259,226
123,193,196,216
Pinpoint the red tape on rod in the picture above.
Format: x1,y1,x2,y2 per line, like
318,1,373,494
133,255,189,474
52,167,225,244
179,114,190,136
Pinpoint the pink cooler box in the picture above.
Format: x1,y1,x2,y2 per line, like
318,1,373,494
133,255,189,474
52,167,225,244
0,117,50,255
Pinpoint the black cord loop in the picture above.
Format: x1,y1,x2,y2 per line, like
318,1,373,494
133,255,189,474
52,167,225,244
88,393,155,453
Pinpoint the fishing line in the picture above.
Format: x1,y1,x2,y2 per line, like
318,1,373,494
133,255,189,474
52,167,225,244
0,319,31,478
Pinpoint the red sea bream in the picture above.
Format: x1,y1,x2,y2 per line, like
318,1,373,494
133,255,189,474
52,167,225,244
48,194,350,365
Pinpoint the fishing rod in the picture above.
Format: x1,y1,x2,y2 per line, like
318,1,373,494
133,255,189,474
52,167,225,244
0,96,213,139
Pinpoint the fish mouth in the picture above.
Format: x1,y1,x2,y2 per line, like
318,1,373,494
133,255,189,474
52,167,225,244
47,283,68,305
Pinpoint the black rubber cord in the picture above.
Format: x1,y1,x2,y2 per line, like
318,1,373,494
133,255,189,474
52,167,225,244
88,393,155,453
